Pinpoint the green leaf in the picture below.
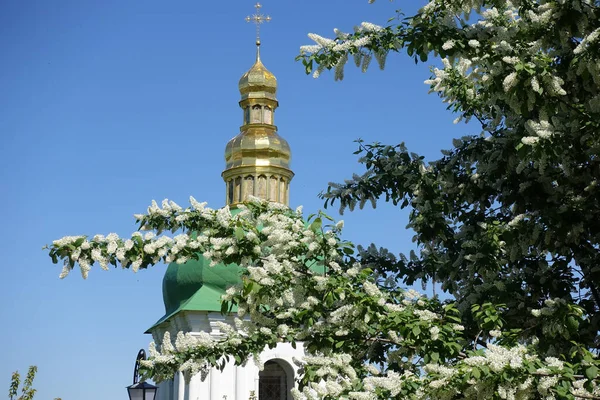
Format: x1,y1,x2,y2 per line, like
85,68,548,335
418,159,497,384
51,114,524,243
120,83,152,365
221,301,229,315
585,365,598,380
234,227,245,241
310,217,322,231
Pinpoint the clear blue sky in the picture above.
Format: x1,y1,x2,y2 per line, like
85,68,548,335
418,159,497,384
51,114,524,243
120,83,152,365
0,1,472,398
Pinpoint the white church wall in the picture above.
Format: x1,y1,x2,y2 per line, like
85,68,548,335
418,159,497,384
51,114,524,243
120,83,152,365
150,310,305,400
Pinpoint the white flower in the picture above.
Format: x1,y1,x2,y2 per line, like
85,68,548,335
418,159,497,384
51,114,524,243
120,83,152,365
52,235,85,247
544,299,556,307
299,44,322,54
521,136,539,145
544,357,564,370
361,53,372,73
59,263,70,279
489,330,502,338
468,39,480,48
502,56,519,64
144,232,156,240
414,309,438,322
531,76,541,93
538,376,559,394
107,241,118,255
189,196,207,211
442,40,455,50
503,72,518,92
363,281,382,297
79,259,91,279
353,37,371,47
131,259,142,273
92,234,105,243
574,27,600,54
106,233,119,241
508,214,525,227
360,22,383,32
549,76,567,96
116,248,126,261
307,33,334,47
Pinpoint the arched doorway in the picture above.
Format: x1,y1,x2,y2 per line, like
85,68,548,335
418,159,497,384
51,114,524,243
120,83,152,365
258,360,291,400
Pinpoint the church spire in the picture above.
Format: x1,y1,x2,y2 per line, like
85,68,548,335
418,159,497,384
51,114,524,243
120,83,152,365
222,3,293,207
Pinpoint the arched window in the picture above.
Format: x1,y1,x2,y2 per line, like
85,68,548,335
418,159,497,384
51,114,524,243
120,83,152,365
251,105,262,123
244,107,251,124
243,175,255,201
259,360,290,400
228,180,234,205
269,176,279,202
279,178,286,206
263,106,273,124
234,177,242,203
257,175,267,199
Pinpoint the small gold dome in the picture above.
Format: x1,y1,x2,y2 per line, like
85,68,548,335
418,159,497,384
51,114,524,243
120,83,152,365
238,46,277,98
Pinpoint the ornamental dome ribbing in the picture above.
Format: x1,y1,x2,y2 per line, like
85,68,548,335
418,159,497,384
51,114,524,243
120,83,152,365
224,128,291,171
238,44,277,100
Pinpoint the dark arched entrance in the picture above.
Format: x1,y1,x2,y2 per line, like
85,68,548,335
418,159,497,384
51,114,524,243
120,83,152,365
259,360,290,400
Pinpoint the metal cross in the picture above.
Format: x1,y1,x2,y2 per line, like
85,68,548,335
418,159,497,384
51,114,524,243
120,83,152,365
245,2,271,43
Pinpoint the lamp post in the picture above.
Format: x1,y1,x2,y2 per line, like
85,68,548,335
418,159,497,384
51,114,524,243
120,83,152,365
126,349,158,400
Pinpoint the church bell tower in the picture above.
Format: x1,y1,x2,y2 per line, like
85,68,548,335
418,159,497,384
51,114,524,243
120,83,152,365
222,36,293,207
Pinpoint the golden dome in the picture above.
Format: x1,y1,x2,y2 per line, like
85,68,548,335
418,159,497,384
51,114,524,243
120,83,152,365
238,44,277,100
225,126,291,171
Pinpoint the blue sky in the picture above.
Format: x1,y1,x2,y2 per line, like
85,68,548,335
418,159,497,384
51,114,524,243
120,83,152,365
0,1,473,398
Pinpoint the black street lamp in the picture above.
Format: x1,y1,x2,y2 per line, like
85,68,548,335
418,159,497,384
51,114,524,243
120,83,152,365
126,349,158,400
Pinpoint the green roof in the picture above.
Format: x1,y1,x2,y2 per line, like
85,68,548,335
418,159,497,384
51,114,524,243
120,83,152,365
146,256,243,332
146,281,236,332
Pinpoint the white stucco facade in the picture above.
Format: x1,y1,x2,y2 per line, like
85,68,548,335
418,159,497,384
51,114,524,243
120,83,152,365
150,311,305,400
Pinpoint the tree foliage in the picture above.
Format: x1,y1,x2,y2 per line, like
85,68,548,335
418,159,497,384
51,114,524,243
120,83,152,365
8,366,36,400
300,0,600,355
8,366,61,400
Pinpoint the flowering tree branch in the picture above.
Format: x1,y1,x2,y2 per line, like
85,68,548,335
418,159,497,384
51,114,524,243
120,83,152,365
47,197,600,399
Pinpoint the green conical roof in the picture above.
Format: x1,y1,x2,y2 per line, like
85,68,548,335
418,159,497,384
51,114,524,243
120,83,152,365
162,257,242,315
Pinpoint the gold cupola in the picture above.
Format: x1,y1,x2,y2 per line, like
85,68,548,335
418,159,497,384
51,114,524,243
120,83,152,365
222,39,294,207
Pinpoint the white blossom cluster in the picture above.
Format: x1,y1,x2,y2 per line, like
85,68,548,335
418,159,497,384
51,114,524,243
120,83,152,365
288,342,597,400
301,21,391,80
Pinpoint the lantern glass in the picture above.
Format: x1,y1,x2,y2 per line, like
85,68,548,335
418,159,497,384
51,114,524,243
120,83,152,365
144,388,157,400
127,382,157,400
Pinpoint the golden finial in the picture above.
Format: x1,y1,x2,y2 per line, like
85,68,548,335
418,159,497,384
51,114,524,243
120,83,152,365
245,2,271,46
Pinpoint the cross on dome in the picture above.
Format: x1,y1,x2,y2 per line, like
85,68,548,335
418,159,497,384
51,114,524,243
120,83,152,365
245,2,271,45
